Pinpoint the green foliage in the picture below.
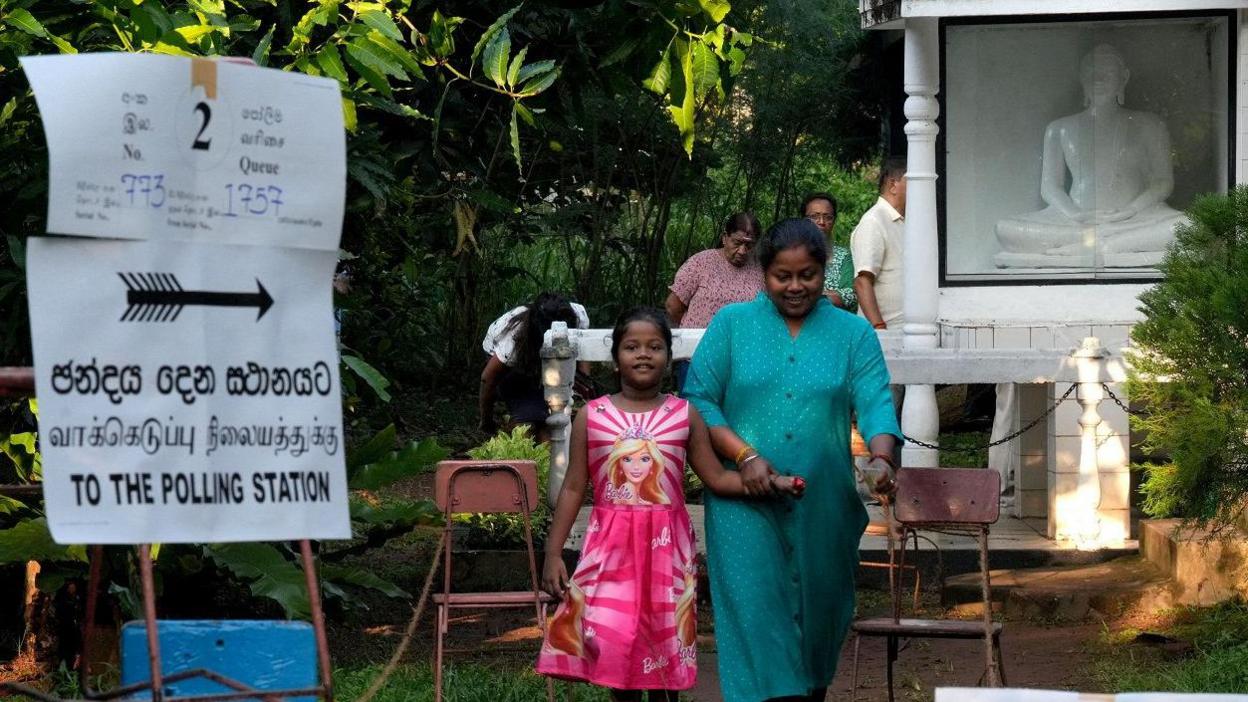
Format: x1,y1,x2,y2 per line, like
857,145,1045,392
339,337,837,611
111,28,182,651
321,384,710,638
1128,187,1248,524
456,425,552,548
348,435,448,490
1096,600,1248,694
0,517,86,565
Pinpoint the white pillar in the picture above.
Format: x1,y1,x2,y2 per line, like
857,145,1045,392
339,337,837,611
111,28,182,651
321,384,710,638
542,322,576,506
900,17,941,468
1070,337,1106,548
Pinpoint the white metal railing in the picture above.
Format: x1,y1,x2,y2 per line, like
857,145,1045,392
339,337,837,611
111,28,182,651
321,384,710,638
540,322,1133,550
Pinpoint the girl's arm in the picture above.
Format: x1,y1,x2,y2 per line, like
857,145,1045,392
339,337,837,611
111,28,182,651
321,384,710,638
542,408,590,596
478,354,506,433
687,406,803,498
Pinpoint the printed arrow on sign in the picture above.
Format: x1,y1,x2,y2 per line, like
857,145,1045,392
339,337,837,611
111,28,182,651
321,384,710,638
119,273,274,322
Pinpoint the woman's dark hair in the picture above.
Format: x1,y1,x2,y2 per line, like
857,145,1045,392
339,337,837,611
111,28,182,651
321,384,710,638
758,218,828,270
501,292,580,375
716,212,761,248
799,192,838,219
610,306,673,363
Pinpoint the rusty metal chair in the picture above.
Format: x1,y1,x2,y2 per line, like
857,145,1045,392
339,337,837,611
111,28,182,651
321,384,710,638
851,467,1005,702
432,460,555,702
853,425,926,610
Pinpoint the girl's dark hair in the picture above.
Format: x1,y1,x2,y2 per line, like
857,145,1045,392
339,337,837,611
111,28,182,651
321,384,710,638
799,192,838,219
716,212,761,248
610,306,673,362
758,218,828,270
502,292,580,375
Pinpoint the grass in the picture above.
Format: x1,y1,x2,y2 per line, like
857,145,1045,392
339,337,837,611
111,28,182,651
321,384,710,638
334,662,613,702
938,431,989,469
1094,599,1248,694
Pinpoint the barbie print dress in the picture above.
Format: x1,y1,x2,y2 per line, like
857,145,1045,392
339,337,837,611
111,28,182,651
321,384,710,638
536,394,698,690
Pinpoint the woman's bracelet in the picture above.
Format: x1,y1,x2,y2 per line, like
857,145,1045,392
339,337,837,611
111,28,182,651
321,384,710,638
872,322,888,330
734,445,756,464
740,453,761,467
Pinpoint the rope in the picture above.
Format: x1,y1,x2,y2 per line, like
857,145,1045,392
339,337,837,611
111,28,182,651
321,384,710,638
902,383,1077,451
354,532,445,702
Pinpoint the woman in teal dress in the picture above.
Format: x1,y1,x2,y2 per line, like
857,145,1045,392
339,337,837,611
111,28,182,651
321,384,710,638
684,218,900,702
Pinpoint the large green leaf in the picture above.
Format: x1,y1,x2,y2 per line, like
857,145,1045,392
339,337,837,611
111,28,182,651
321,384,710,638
251,24,275,66
668,38,696,156
359,10,401,42
516,67,558,97
316,44,349,82
346,36,406,80
289,0,340,51
690,39,719,100
642,45,671,96
482,27,511,87
341,354,391,401
349,437,448,490
509,102,521,172
4,8,48,38
0,518,87,565
341,46,392,97
347,423,397,474
470,5,520,65
506,45,528,89
364,30,423,77
321,564,409,599
427,9,463,59
698,0,731,23
350,497,442,527
515,59,554,85
204,543,309,619
356,94,429,121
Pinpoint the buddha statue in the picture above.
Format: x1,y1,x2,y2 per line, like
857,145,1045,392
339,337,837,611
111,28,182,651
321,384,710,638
994,44,1186,269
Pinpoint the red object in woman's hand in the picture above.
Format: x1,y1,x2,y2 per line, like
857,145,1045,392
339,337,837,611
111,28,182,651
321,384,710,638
793,477,806,491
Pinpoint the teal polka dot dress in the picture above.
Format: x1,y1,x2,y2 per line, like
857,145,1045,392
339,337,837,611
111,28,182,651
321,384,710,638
683,293,901,701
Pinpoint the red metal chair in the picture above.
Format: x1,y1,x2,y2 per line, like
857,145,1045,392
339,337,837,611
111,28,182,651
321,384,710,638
432,460,555,702
850,467,1005,702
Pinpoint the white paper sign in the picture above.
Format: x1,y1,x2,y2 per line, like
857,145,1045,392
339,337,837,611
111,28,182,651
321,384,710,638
28,238,348,543
20,53,344,251
22,53,350,543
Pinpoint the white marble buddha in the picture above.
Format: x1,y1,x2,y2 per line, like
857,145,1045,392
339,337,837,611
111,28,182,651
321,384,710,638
994,44,1186,269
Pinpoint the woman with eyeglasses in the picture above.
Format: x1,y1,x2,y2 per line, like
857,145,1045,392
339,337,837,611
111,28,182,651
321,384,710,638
801,192,857,313
665,212,765,391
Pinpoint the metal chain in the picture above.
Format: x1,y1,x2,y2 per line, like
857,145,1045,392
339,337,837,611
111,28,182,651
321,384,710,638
902,383,1078,451
1101,382,1142,416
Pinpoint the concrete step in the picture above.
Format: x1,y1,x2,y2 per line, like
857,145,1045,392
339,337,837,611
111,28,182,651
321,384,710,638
942,556,1174,622
1140,518,1248,606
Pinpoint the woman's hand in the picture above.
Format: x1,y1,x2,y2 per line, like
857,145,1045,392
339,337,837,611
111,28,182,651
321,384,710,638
865,456,897,497
771,475,807,499
541,553,570,599
740,454,777,497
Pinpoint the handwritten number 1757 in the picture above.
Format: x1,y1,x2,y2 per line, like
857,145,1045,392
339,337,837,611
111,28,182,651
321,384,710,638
192,102,211,151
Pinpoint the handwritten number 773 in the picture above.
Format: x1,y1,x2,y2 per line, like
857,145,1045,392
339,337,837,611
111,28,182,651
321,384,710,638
121,174,166,208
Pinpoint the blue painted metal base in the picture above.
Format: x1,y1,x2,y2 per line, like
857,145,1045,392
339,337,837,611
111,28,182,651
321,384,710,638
120,620,317,701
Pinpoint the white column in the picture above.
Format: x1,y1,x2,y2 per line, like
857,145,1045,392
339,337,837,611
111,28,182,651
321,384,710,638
900,17,941,468
541,322,576,506
1070,337,1106,548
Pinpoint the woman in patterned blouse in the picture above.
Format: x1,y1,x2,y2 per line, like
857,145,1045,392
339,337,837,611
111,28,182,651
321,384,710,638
665,212,765,391
801,192,857,313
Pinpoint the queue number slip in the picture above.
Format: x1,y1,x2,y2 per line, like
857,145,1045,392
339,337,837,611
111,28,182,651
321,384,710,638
118,174,285,217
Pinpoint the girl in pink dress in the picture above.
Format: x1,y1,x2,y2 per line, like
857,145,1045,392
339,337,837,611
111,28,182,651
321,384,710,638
537,307,803,701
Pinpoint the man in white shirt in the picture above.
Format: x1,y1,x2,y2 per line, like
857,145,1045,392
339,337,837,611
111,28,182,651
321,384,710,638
851,158,907,330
